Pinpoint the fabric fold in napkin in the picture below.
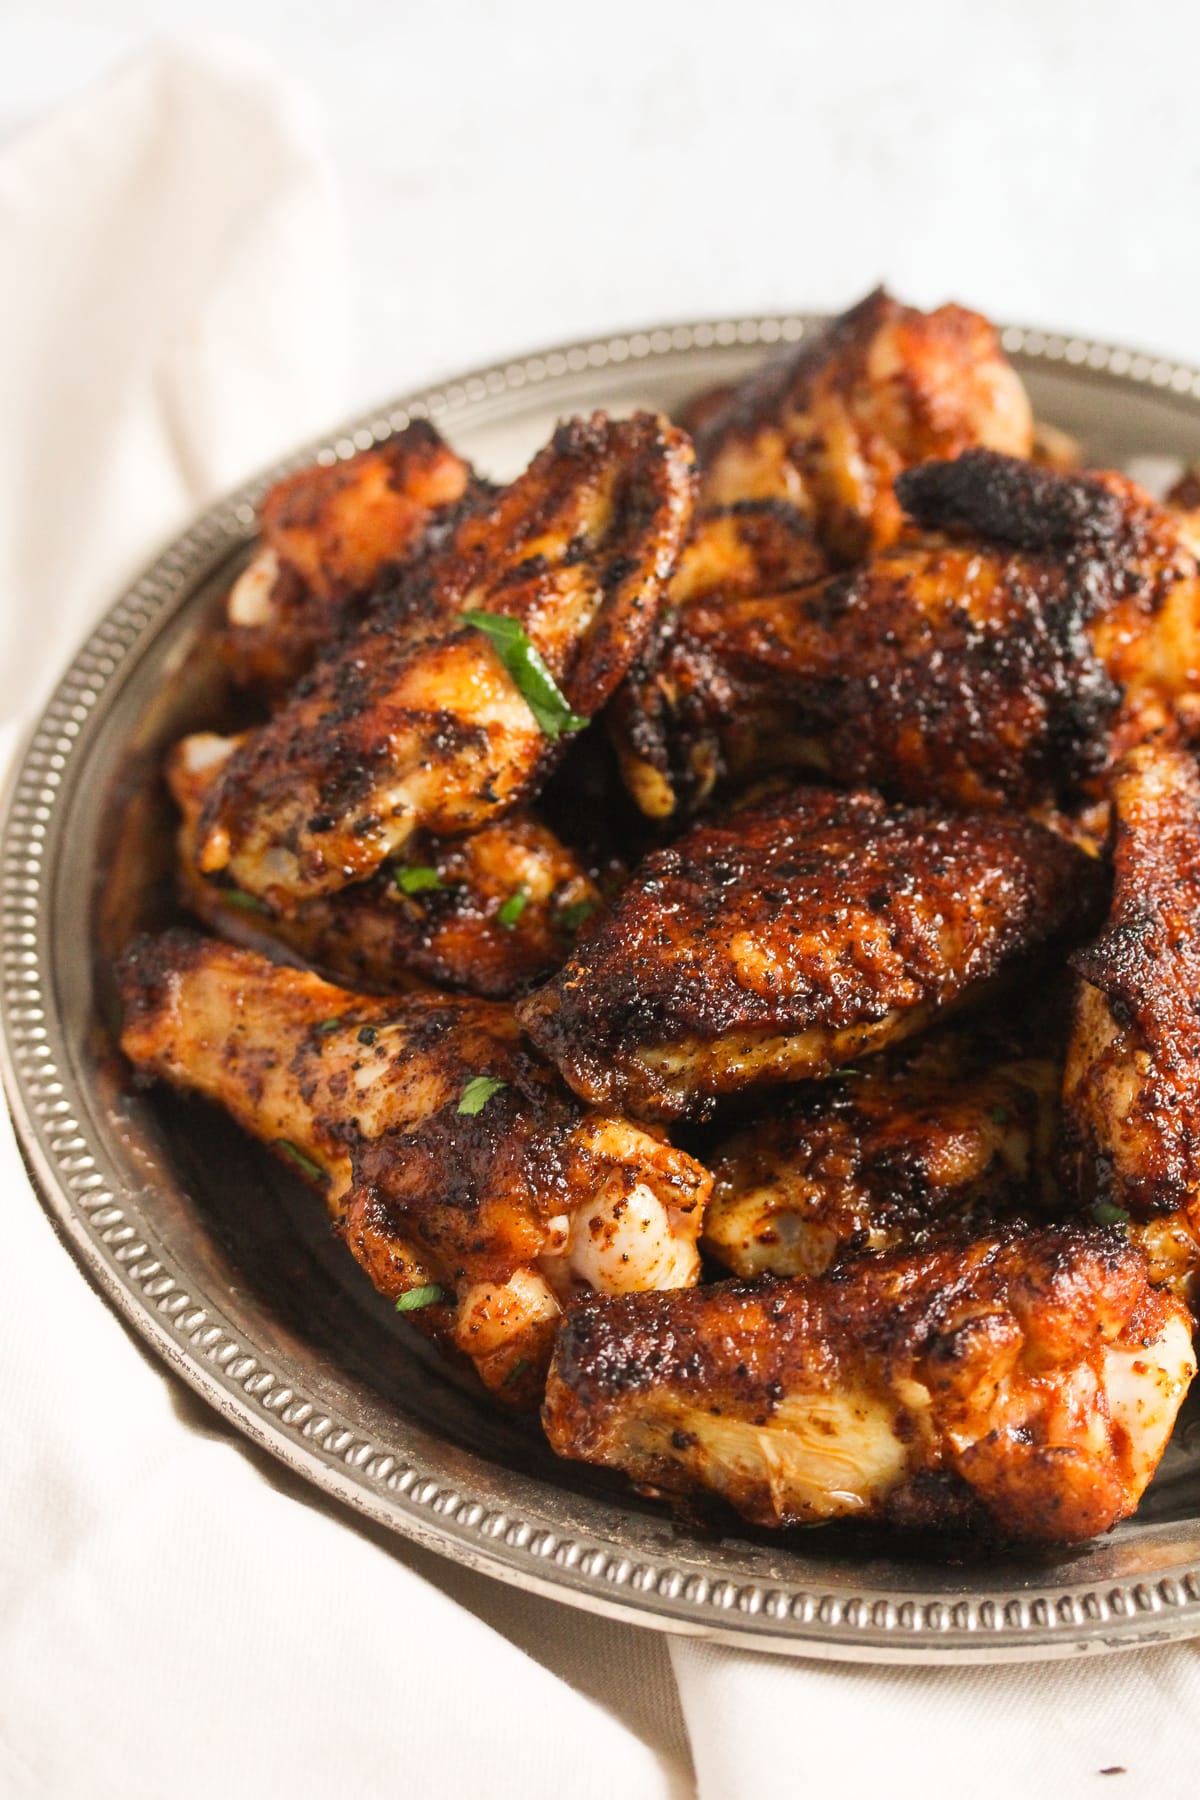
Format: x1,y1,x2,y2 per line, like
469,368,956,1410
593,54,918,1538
2,35,1200,1800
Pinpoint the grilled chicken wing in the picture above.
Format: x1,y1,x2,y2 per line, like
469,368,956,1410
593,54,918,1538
616,450,1200,821
694,288,1033,561
169,733,599,999
702,1008,1064,1279
517,785,1100,1122
118,932,710,1402
195,413,695,909
1062,743,1200,1308
224,422,481,698
543,1227,1195,1541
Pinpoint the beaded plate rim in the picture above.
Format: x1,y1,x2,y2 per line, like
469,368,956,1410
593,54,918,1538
5,313,1200,1664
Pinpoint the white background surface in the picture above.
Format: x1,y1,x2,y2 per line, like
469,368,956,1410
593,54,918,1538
3,6,1200,1797
7,0,1200,416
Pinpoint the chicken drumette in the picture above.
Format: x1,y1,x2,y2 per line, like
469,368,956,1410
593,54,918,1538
544,1227,1194,1542
118,933,710,1404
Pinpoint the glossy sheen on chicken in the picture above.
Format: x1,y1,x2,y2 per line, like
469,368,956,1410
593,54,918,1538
224,422,481,697
702,1010,1064,1279
694,288,1033,561
117,933,710,1403
517,786,1101,1121
543,1228,1195,1542
1062,744,1200,1311
195,412,695,908
169,733,599,999
617,449,1200,820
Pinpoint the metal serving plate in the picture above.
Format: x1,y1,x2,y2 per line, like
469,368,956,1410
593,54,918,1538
5,315,1200,1665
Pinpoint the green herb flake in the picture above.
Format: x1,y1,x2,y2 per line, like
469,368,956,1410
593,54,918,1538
1092,1200,1131,1228
463,610,588,742
316,1017,343,1035
559,896,598,934
457,1075,507,1116
394,864,448,896
502,1357,531,1387
395,1284,444,1313
272,1139,327,1184
988,1105,1011,1127
223,888,271,915
497,888,529,930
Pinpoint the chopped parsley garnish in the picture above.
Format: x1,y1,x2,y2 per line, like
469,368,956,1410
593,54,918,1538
463,610,587,741
497,888,529,929
395,1284,444,1313
559,896,598,933
316,1017,343,1035
988,1105,1011,1127
394,865,449,895
502,1358,531,1387
457,1075,507,1115
272,1139,327,1184
223,889,271,915
1092,1200,1131,1228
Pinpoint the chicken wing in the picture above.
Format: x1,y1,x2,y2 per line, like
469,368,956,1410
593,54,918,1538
1062,742,1200,1309
195,413,694,908
615,449,1200,821
543,1227,1195,1541
223,422,482,698
694,288,1033,561
169,733,600,999
517,785,1101,1122
117,932,710,1403
702,1007,1064,1279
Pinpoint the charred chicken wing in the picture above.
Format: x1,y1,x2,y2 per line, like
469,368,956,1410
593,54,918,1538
517,785,1100,1122
169,733,599,999
702,1007,1065,1279
1062,742,1200,1308
693,288,1033,561
543,1227,1195,1541
118,933,710,1402
615,449,1200,821
195,413,695,909
224,422,481,697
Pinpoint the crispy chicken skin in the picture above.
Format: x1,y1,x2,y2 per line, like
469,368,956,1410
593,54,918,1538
517,786,1101,1122
1062,743,1200,1308
702,1009,1064,1279
169,733,599,999
195,413,695,909
117,933,710,1403
617,449,1200,821
224,422,481,697
694,288,1033,561
543,1228,1195,1541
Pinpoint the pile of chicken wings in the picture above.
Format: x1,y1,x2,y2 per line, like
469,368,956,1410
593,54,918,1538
119,289,1200,1546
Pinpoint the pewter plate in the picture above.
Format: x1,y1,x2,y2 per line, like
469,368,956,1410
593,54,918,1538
5,315,1200,1665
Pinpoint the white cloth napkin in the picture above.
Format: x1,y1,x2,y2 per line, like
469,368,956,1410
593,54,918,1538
2,38,1200,1800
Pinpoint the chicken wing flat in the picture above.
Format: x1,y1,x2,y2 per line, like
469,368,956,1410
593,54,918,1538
169,733,599,999
694,288,1033,561
702,1007,1064,1279
1062,743,1200,1308
615,449,1200,821
543,1227,1195,1542
517,785,1101,1121
195,412,695,908
224,422,482,698
118,932,710,1403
